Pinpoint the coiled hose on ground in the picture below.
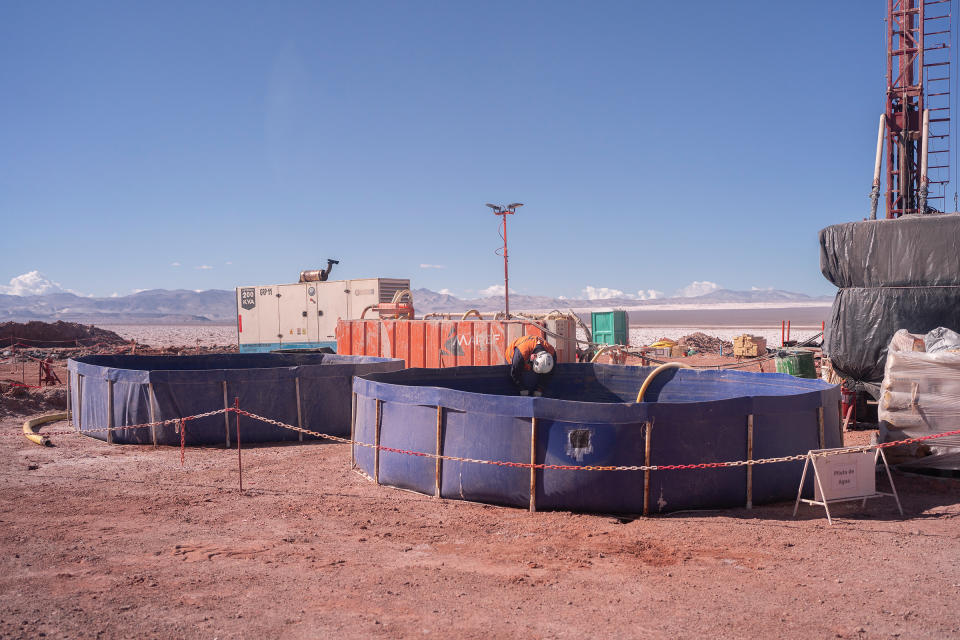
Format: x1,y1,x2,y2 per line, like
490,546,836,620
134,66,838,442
23,412,69,446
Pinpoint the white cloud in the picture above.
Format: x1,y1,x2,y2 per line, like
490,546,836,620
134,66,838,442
582,286,627,300
751,286,773,291
109,292,120,298
438,288,453,295
196,265,213,270
132,289,148,294
193,289,204,293
0,271,66,296
420,263,447,269
225,261,232,265
171,261,181,267
636,289,664,300
674,280,720,298
580,286,664,301
479,284,516,296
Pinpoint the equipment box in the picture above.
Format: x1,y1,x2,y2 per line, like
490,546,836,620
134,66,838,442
237,278,409,353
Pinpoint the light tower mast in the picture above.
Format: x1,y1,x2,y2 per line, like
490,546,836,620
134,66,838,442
485,202,523,317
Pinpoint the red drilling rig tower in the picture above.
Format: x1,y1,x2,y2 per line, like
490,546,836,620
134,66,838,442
880,0,953,218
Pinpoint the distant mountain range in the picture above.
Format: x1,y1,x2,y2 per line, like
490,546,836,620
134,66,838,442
0,287,833,323
0,289,237,323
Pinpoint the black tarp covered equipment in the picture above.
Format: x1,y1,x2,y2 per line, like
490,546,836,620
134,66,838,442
819,214,960,397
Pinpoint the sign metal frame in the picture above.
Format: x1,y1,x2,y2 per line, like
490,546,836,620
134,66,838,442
793,447,903,525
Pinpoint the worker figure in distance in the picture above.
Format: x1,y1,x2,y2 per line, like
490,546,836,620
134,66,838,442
506,335,557,397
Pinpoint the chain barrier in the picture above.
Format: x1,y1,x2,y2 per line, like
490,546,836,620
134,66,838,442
2,409,227,439
9,406,960,472
229,408,960,472
10,382,44,390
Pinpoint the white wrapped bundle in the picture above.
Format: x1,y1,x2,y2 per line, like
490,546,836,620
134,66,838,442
879,329,960,469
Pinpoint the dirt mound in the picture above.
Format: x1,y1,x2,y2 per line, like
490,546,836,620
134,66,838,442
0,321,128,348
677,332,733,355
0,383,66,418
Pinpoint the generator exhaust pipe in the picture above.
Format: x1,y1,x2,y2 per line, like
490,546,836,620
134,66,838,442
300,258,340,283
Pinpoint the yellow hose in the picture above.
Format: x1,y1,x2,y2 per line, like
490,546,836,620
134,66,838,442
461,309,482,321
23,412,69,446
635,362,691,403
590,344,622,363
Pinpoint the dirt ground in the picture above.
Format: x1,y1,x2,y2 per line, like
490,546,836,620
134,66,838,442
2,339,958,638
1,414,958,640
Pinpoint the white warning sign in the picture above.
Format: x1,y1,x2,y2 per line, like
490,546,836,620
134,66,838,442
813,450,876,502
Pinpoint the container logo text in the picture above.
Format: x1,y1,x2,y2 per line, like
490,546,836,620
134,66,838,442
442,326,503,356
240,288,256,310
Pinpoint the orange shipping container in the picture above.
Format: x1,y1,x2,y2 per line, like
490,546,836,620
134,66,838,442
335,317,577,368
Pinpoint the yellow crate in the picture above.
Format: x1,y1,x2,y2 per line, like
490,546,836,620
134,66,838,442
733,334,767,357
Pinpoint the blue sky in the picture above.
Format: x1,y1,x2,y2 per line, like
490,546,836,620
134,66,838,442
1,1,898,299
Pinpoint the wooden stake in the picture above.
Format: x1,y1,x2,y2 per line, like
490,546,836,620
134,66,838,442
643,419,653,516
76,374,83,433
147,382,158,447
295,376,304,443
529,417,537,512
817,406,825,449
435,406,444,498
374,399,382,484
350,392,357,469
107,380,115,445
746,414,754,509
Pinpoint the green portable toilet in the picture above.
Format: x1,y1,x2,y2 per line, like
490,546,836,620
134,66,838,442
591,310,629,346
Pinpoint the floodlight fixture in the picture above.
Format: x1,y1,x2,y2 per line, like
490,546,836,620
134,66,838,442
484,200,525,317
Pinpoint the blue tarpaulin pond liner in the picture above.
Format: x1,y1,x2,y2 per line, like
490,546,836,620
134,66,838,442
352,364,841,514
67,353,404,446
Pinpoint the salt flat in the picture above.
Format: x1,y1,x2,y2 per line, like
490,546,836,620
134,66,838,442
97,324,236,348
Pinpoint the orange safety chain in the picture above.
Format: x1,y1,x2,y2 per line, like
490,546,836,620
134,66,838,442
9,406,960,472
10,382,44,389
